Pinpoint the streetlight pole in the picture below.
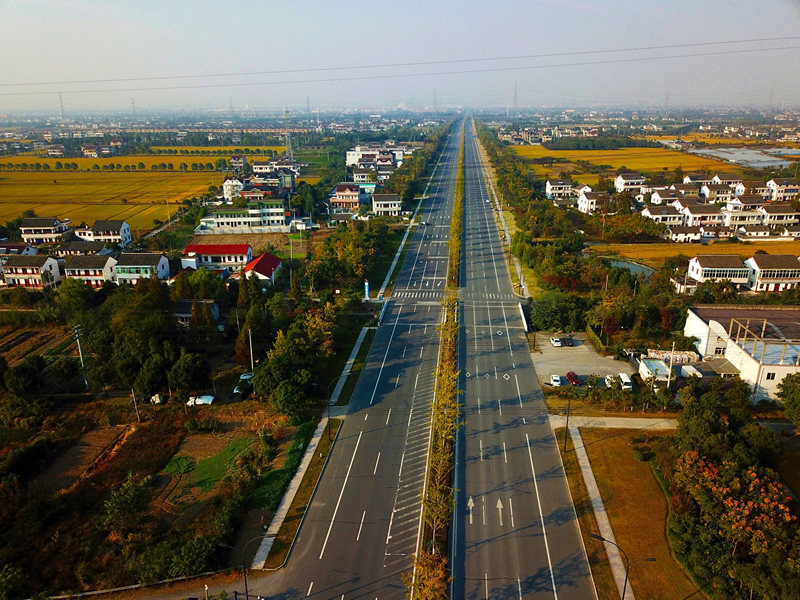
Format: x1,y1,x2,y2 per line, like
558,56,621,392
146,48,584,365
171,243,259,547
589,534,655,600
220,536,263,599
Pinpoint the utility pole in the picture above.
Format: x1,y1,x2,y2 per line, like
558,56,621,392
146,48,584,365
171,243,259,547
306,95,311,119
248,328,255,373
131,98,136,119
74,326,89,390
283,107,293,159
229,96,234,116
666,341,676,390
130,389,141,423
58,92,65,121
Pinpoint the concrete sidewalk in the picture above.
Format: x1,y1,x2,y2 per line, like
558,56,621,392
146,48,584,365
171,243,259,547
568,425,635,600
251,417,328,569
550,415,678,430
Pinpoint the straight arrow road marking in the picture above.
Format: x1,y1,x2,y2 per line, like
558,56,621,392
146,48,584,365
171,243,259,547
496,498,504,527
468,496,474,524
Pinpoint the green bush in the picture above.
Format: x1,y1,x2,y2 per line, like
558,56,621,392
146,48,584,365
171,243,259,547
163,456,194,475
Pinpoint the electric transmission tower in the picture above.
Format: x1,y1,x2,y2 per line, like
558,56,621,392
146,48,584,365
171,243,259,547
283,107,293,159
513,81,518,116
59,92,65,121
131,98,137,118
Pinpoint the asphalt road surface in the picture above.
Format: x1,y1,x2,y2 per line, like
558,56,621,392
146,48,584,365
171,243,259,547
268,123,463,599
449,120,596,599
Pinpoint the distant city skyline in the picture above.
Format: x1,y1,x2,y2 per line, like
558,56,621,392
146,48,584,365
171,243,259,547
1,0,800,113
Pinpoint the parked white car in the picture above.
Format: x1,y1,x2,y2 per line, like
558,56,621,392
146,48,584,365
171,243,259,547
550,374,562,387
550,337,562,347
187,395,214,406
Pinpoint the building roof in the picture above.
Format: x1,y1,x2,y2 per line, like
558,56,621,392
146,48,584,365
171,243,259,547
65,255,112,270
116,252,165,266
56,241,107,254
645,205,681,215
748,254,800,270
0,243,33,254
703,184,732,192
691,304,800,342
739,225,772,233
760,204,798,214
335,183,360,194
174,299,218,317
244,252,282,279
770,178,799,186
20,217,65,228
672,183,699,191
546,179,571,186
714,173,741,182
693,254,746,269
741,180,767,189
91,219,126,232
184,244,251,256
685,205,721,215
685,173,710,181
667,226,702,234
617,172,644,180
2,255,51,267
372,193,400,203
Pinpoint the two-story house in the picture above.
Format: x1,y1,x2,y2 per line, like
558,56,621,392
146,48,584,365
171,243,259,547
372,193,401,217
75,220,132,248
182,244,252,271
641,205,683,226
0,243,36,264
545,179,572,199
670,183,701,198
330,183,362,213
757,204,800,230
767,178,800,202
650,189,683,205
682,204,724,227
683,174,712,187
64,255,117,288
701,184,733,203
577,191,611,215
20,217,73,245
115,253,170,285
687,254,750,288
614,172,646,194
734,180,771,200
744,254,800,292
722,195,764,229
1,255,61,288
222,177,245,203
711,173,743,188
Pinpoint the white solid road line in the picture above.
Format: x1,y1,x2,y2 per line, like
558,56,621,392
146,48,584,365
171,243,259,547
526,433,559,599
385,409,391,425
319,430,363,560
509,497,515,528
498,398,503,416
357,510,366,541
369,307,403,405
503,441,508,463
514,374,523,408
479,439,483,461
374,452,381,475
307,581,314,596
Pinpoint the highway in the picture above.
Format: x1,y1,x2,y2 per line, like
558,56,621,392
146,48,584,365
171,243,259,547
271,122,462,599
449,120,596,599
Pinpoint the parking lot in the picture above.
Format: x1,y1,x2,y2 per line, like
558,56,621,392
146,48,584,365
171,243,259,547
532,332,636,388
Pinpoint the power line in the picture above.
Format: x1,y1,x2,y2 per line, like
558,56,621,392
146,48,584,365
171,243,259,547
2,44,799,98
1,37,798,89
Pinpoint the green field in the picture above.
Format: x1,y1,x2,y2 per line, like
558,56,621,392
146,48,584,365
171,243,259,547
149,145,285,154
0,171,218,230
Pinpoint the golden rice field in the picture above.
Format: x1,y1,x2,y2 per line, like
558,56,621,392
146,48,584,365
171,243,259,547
587,241,800,267
1,155,234,170
149,145,286,154
513,145,735,173
0,171,217,230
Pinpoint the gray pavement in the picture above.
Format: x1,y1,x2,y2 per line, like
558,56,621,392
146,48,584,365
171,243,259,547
532,333,635,388
450,120,596,599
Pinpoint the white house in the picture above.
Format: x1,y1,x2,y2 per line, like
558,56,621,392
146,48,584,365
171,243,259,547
573,184,592,196
0,243,37,264
238,252,283,286
665,226,702,243
734,180,771,200
683,174,712,187
64,255,117,288
75,220,132,248
115,253,170,285
222,177,245,202
711,173,743,188
641,205,683,226
670,183,701,198
722,195,763,229
182,244,252,271
330,183,363,213
701,184,733,203
372,193,401,217
744,254,800,292
545,179,572,199
1,255,61,288
577,191,610,215
686,254,750,287
650,189,683,205
614,172,646,194
682,204,724,227
684,305,800,402
19,217,72,245
757,204,800,230
767,178,800,202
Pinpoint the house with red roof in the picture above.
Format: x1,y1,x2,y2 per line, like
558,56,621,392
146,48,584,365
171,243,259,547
233,252,283,286
181,244,252,271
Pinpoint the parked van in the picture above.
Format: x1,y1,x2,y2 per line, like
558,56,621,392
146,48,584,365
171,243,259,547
618,373,633,391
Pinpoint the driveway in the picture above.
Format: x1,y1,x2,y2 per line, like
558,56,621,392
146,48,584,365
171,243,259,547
532,332,635,387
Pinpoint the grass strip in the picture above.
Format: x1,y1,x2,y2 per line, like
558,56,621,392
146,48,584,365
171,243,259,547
263,418,342,569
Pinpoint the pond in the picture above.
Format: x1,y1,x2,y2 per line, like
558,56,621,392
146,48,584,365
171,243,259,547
608,259,655,279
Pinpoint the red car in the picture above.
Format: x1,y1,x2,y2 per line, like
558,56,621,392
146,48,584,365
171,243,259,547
566,371,581,386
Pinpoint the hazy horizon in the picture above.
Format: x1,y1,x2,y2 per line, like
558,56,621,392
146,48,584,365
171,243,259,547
2,0,800,114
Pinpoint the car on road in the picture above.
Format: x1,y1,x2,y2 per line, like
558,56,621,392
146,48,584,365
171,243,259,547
419,221,428,226
563,338,574,347
187,395,214,406
234,373,253,399
566,372,581,386
550,337,562,347
550,374,562,386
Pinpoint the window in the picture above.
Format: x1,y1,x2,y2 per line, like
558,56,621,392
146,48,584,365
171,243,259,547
714,347,726,355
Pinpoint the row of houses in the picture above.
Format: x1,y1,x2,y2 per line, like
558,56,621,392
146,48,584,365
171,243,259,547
18,217,132,247
673,253,800,294
0,243,283,290
329,183,402,216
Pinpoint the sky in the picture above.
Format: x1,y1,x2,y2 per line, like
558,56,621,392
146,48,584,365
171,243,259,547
1,0,800,114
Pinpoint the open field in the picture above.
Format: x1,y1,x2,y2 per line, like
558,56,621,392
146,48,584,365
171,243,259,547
578,428,700,599
0,171,218,229
645,134,800,147
513,145,735,176
587,240,800,268
1,154,233,170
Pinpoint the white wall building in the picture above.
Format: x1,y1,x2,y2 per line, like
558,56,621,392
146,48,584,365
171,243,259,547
545,179,572,199
115,253,170,285
767,178,799,202
614,172,646,194
372,193,401,216
744,254,800,292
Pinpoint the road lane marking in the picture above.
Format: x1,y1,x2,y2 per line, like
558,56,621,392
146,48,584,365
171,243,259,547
477,397,481,415
485,573,489,599
307,582,314,596
369,306,403,405
496,498,504,526
495,366,498,379
415,373,420,390
500,303,513,357
365,414,368,421
526,433,559,598
503,441,508,463
509,497,515,527
479,439,483,461
468,496,474,524
498,399,503,416
319,430,362,560
385,409,391,425
408,324,412,333
357,510,366,541
408,407,413,427
395,374,400,388
374,452,381,474
514,374,523,408
420,346,424,358
518,577,522,599
482,496,486,525
386,510,394,543
403,346,406,357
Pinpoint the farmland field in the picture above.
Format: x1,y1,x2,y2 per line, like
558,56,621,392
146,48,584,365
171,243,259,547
149,145,285,154
1,154,235,170
513,145,734,173
0,171,218,230
587,241,800,267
